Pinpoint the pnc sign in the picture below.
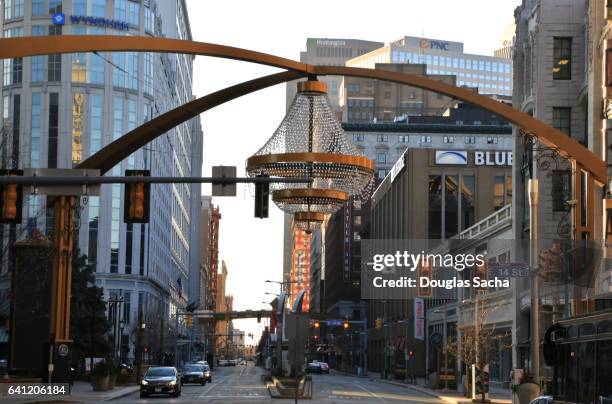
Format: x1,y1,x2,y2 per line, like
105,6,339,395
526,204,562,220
420,38,450,51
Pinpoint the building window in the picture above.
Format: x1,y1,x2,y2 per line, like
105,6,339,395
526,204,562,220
552,170,571,212
91,94,103,155
376,153,387,164
429,175,442,239
553,37,572,80
377,169,386,179
31,93,42,168
72,0,86,14
494,176,505,210
399,135,409,143
461,175,475,230
143,52,153,94
32,0,46,15
465,136,476,144
420,135,431,143
92,0,105,17
48,93,59,168
89,51,105,84
127,0,139,25
353,134,364,142
4,0,24,19
353,199,362,210
552,107,571,135
486,136,498,144
443,136,455,144
125,223,133,274
377,135,388,142
72,93,84,165
48,0,62,14
145,6,154,32
88,196,99,269
353,215,361,226
114,0,126,20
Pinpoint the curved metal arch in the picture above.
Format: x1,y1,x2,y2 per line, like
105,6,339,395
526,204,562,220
76,70,306,173
0,35,604,182
0,35,312,73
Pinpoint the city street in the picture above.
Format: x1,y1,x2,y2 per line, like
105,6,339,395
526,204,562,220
113,364,442,403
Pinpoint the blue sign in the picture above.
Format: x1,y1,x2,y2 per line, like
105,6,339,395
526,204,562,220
430,40,450,51
52,13,65,25
326,320,343,327
70,15,129,30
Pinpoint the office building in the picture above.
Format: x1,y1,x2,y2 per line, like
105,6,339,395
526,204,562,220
0,0,202,364
341,63,457,123
366,144,512,378
346,36,512,96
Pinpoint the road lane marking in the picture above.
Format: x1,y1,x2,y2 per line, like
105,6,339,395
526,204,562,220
353,381,386,403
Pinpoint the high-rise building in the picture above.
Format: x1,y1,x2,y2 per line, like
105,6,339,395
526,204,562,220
345,36,513,97
0,0,202,364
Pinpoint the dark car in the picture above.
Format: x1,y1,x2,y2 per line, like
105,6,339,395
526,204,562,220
306,362,322,374
180,364,206,385
140,366,181,398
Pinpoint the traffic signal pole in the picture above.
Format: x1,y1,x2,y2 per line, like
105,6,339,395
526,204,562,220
48,195,77,382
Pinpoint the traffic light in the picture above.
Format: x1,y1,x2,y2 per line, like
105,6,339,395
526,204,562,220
343,319,349,329
314,321,320,329
0,170,23,223
375,318,382,330
417,259,433,298
254,174,269,218
408,350,414,359
124,170,150,223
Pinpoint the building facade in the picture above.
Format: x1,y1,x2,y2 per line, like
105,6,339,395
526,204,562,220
346,36,513,97
0,0,202,365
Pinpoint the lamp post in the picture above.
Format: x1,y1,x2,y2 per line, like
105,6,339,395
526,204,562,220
528,179,540,387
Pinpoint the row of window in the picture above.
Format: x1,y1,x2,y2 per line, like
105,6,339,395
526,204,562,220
352,134,500,145
5,0,147,25
427,68,512,83
391,51,512,74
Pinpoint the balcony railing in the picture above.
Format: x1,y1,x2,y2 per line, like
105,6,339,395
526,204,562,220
453,204,511,240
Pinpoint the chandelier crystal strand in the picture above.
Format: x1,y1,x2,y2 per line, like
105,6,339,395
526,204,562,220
246,78,375,215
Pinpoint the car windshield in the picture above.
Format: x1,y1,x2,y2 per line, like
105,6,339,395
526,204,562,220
181,365,202,372
146,368,175,377
202,365,210,371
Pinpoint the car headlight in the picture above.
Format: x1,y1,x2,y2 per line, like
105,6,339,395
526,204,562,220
168,380,176,386
205,372,210,377
141,380,148,386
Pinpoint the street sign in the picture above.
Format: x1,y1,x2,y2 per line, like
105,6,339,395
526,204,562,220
23,168,100,196
212,166,237,196
489,262,529,278
326,319,344,327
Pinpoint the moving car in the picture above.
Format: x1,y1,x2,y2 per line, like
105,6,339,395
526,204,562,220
180,364,206,385
319,362,329,373
202,364,212,382
306,362,322,374
140,366,181,398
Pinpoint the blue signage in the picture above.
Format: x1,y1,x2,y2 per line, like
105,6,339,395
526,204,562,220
430,40,450,51
326,320,344,327
70,15,129,30
52,13,65,25
435,150,468,165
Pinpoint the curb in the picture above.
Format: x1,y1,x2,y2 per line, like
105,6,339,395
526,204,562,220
105,386,140,401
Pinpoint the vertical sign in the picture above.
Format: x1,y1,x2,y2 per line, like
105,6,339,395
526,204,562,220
343,202,351,281
414,298,424,341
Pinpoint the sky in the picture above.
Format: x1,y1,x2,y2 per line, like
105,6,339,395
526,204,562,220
185,0,523,346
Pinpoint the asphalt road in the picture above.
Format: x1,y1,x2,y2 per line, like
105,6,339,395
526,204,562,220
114,363,443,403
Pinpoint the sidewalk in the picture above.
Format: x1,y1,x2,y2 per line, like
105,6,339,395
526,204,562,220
2,381,139,403
332,369,512,404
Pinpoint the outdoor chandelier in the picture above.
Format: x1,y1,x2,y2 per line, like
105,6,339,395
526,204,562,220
246,78,375,216
293,211,325,233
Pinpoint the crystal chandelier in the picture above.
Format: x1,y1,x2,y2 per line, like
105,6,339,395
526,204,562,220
293,212,325,234
246,78,375,215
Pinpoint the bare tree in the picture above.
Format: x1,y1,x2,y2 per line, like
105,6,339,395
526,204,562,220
446,293,510,401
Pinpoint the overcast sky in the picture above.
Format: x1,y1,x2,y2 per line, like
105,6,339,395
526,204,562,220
185,0,522,345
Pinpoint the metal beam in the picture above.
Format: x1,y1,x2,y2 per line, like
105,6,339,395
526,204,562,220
0,176,313,185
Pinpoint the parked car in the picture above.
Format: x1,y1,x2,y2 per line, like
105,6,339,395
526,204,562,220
306,362,322,374
218,359,228,366
196,360,209,368
140,366,181,398
180,364,206,385
319,362,329,373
